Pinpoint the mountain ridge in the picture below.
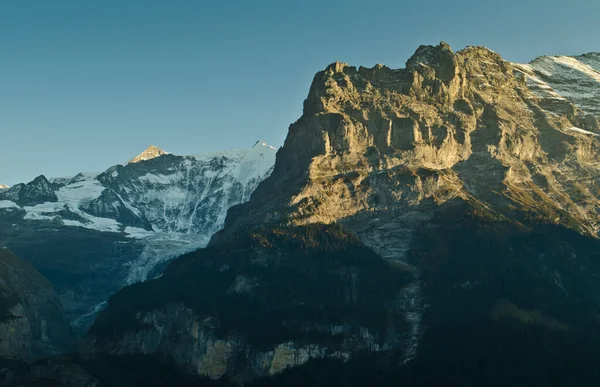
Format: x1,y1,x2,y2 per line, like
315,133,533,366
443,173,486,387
0,142,277,332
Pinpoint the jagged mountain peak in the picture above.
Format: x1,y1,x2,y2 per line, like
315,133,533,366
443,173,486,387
129,145,168,164
405,41,454,69
213,42,600,244
31,174,51,184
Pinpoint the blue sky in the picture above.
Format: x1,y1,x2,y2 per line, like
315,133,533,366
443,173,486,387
1,0,598,185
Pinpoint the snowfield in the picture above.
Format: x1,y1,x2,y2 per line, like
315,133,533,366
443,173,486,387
515,53,600,118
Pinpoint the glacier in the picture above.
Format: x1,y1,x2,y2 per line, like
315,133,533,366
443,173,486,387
0,142,277,331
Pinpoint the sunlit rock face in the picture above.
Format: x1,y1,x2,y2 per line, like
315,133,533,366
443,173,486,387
129,145,168,164
221,43,600,239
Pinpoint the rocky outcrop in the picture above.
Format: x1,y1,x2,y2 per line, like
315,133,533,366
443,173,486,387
0,248,75,359
90,304,353,380
87,225,410,381
0,175,58,206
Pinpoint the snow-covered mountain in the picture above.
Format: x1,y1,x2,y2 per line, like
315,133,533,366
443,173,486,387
515,53,600,122
0,184,8,190
1,142,276,238
0,142,277,332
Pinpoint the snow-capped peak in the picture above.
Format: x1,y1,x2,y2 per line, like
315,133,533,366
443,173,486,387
514,52,600,118
0,184,9,190
130,145,168,164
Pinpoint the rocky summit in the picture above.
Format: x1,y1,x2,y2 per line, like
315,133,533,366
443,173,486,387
129,145,168,164
76,43,600,385
220,42,600,237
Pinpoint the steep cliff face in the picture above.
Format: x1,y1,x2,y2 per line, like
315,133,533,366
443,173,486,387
88,225,410,380
0,249,75,360
222,43,600,238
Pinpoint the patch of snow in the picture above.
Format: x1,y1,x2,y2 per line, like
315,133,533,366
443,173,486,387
515,54,600,117
566,126,600,136
192,142,277,186
22,174,126,233
124,227,154,239
551,56,600,82
55,174,105,208
0,200,20,209
138,172,184,185
70,301,107,329
124,232,210,284
62,216,122,233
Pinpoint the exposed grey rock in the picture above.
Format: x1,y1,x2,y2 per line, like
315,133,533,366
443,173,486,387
217,43,600,240
80,189,153,230
0,176,58,206
0,249,75,360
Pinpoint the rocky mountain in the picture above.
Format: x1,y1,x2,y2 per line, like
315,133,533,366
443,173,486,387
129,145,168,164
0,175,58,207
84,43,600,385
0,248,75,360
0,142,276,333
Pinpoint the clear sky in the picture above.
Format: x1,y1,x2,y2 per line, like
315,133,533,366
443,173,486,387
1,0,598,185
